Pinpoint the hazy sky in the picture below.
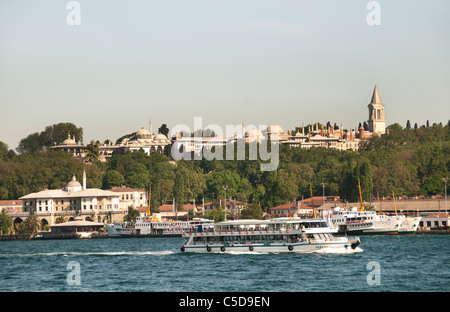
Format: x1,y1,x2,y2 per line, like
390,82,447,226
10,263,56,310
1,0,449,150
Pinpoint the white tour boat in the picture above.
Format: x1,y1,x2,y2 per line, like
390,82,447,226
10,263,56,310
106,214,214,238
180,218,361,253
330,207,402,235
397,215,422,234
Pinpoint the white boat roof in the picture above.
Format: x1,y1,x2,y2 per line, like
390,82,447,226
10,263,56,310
217,218,326,226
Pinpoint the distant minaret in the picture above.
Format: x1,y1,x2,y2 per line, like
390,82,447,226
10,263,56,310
149,118,152,135
368,84,386,135
82,168,86,190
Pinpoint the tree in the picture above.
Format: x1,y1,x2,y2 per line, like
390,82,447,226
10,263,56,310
17,123,83,153
206,206,226,223
22,214,41,239
125,206,140,222
158,124,169,137
406,120,411,129
102,170,125,189
85,141,100,161
240,203,264,219
0,210,13,235
173,169,185,211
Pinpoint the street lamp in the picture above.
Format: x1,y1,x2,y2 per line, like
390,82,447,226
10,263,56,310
223,186,228,221
321,182,326,208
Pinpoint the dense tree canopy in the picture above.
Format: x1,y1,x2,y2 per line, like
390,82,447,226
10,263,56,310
0,121,448,213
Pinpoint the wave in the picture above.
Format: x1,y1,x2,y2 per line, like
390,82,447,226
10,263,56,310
0,250,175,257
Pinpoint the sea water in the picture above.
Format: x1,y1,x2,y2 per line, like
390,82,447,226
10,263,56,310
0,235,448,292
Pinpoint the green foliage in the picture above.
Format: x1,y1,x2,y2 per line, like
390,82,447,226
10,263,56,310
240,203,264,219
17,122,83,153
0,210,14,235
0,121,448,216
125,206,140,222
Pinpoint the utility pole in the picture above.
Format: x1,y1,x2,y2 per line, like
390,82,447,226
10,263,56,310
444,177,448,214
223,186,228,221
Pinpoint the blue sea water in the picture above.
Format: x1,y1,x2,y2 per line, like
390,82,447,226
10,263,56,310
0,235,449,292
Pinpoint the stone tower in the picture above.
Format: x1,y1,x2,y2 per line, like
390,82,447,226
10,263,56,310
368,84,386,135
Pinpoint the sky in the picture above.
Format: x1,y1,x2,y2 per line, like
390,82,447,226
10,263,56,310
0,0,449,150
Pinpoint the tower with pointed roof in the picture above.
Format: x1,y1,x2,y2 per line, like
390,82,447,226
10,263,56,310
368,84,386,134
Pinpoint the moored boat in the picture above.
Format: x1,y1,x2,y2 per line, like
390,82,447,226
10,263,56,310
180,218,361,253
330,207,402,235
106,214,214,238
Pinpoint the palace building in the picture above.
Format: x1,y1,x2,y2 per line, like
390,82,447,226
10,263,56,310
18,170,122,226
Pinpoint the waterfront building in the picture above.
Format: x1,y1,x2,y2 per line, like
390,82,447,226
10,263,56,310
18,170,121,226
106,186,149,211
419,214,449,229
270,202,314,217
0,200,23,214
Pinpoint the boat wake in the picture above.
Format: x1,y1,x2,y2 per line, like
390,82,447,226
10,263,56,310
0,250,175,257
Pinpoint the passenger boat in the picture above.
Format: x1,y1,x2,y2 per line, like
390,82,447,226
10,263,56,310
398,215,422,234
180,218,361,253
330,207,402,235
106,214,214,238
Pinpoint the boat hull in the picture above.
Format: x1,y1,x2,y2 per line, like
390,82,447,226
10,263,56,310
105,224,182,238
181,241,359,253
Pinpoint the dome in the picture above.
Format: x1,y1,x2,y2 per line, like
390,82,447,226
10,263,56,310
266,125,284,134
245,128,264,142
62,134,77,145
66,176,82,192
136,127,150,135
136,127,151,140
153,133,169,142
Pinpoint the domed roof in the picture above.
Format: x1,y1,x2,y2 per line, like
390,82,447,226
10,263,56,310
153,133,169,142
136,127,150,135
62,134,77,145
66,175,82,192
245,128,264,142
266,125,284,134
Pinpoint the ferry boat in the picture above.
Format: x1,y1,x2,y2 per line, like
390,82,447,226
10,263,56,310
330,207,402,235
397,215,422,234
180,218,361,253
106,214,214,238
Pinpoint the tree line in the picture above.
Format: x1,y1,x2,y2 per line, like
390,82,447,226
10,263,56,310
0,121,448,214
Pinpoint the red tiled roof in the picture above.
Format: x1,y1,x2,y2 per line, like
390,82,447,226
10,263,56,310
107,186,146,192
426,214,450,218
0,200,23,206
270,203,312,211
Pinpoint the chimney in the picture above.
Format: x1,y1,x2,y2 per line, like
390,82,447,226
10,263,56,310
359,126,365,139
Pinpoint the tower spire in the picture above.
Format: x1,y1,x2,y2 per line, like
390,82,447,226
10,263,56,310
371,83,382,104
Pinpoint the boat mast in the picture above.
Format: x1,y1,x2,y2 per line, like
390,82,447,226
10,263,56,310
309,183,316,218
148,185,151,216
392,191,398,215
377,190,381,214
358,178,364,211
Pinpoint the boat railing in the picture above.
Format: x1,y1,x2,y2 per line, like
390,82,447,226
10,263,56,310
183,227,304,236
